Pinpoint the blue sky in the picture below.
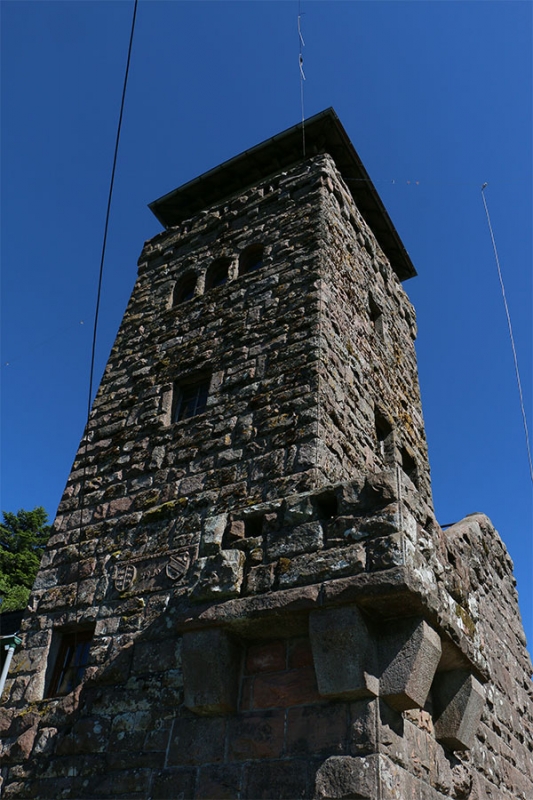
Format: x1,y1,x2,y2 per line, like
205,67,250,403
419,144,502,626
1,1,531,642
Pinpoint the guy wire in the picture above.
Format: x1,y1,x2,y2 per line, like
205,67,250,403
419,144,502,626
74,0,139,670
481,184,533,484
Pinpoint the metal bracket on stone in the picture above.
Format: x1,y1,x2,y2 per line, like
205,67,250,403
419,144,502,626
182,628,240,715
309,606,379,700
378,617,441,712
432,669,485,750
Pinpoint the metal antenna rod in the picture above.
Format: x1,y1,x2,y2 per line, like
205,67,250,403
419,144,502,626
298,0,306,157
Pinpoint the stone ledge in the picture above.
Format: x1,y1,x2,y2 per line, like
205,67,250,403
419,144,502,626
173,567,489,682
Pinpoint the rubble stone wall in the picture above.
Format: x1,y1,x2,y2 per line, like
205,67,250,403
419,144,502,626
316,164,433,510
0,151,532,800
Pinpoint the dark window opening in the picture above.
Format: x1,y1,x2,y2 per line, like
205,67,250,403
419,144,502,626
173,272,197,305
401,447,419,487
375,410,393,459
369,294,384,338
244,515,263,538
47,630,93,698
174,377,210,422
205,257,231,290
315,492,338,521
239,244,264,276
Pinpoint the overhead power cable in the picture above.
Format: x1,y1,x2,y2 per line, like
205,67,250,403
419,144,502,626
481,183,533,485
74,0,139,640
86,0,139,420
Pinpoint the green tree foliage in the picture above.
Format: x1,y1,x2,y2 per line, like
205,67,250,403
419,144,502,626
0,507,51,612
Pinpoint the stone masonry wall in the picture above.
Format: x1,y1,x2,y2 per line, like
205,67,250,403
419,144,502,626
1,472,532,798
316,160,433,511
1,148,532,800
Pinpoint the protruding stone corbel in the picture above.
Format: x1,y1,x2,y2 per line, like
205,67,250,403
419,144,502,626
378,617,442,711
432,669,485,750
309,606,378,700
182,628,240,715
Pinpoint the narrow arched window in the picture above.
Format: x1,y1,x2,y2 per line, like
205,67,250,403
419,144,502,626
239,243,264,276
173,272,197,306
205,257,231,291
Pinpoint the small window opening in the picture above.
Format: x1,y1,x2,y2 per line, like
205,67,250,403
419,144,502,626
375,410,393,459
315,492,338,521
244,515,263,538
173,272,197,306
239,244,264,276
174,376,210,422
205,257,231,291
369,294,384,338
47,629,93,698
400,447,419,487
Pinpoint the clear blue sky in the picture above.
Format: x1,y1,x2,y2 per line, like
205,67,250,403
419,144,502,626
1,2,532,643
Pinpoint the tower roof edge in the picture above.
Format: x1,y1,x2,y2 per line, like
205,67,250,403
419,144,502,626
149,108,417,281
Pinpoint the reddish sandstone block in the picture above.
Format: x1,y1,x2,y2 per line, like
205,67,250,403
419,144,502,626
197,765,242,799
246,641,287,674
289,638,314,669
167,717,226,766
182,628,240,714
252,667,321,709
287,703,349,756
228,710,285,761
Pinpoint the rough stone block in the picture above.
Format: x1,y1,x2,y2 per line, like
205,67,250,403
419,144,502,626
350,699,379,755
251,666,321,709
227,710,285,760
246,563,275,594
366,533,404,571
191,550,245,601
279,544,365,588
201,513,228,554
287,703,349,756
314,755,377,799
182,629,240,715
167,717,227,765
246,640,286,674
227,519,246,541
266,521,323,559
433,670,485,750
379,618,441,711
244,758,310,800
309,606,378,701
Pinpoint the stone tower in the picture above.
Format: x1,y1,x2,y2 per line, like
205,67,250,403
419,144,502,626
1,109,532,800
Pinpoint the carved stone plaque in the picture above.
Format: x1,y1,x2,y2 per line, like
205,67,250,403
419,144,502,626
114,563,137,592
166,550,190,581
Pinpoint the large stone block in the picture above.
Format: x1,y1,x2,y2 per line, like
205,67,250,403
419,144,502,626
182,629,240,715
433,669,485,750
379,618,441,711
309,606,378,701
191,550,245,601
201,513,228,555
314,755,377,799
